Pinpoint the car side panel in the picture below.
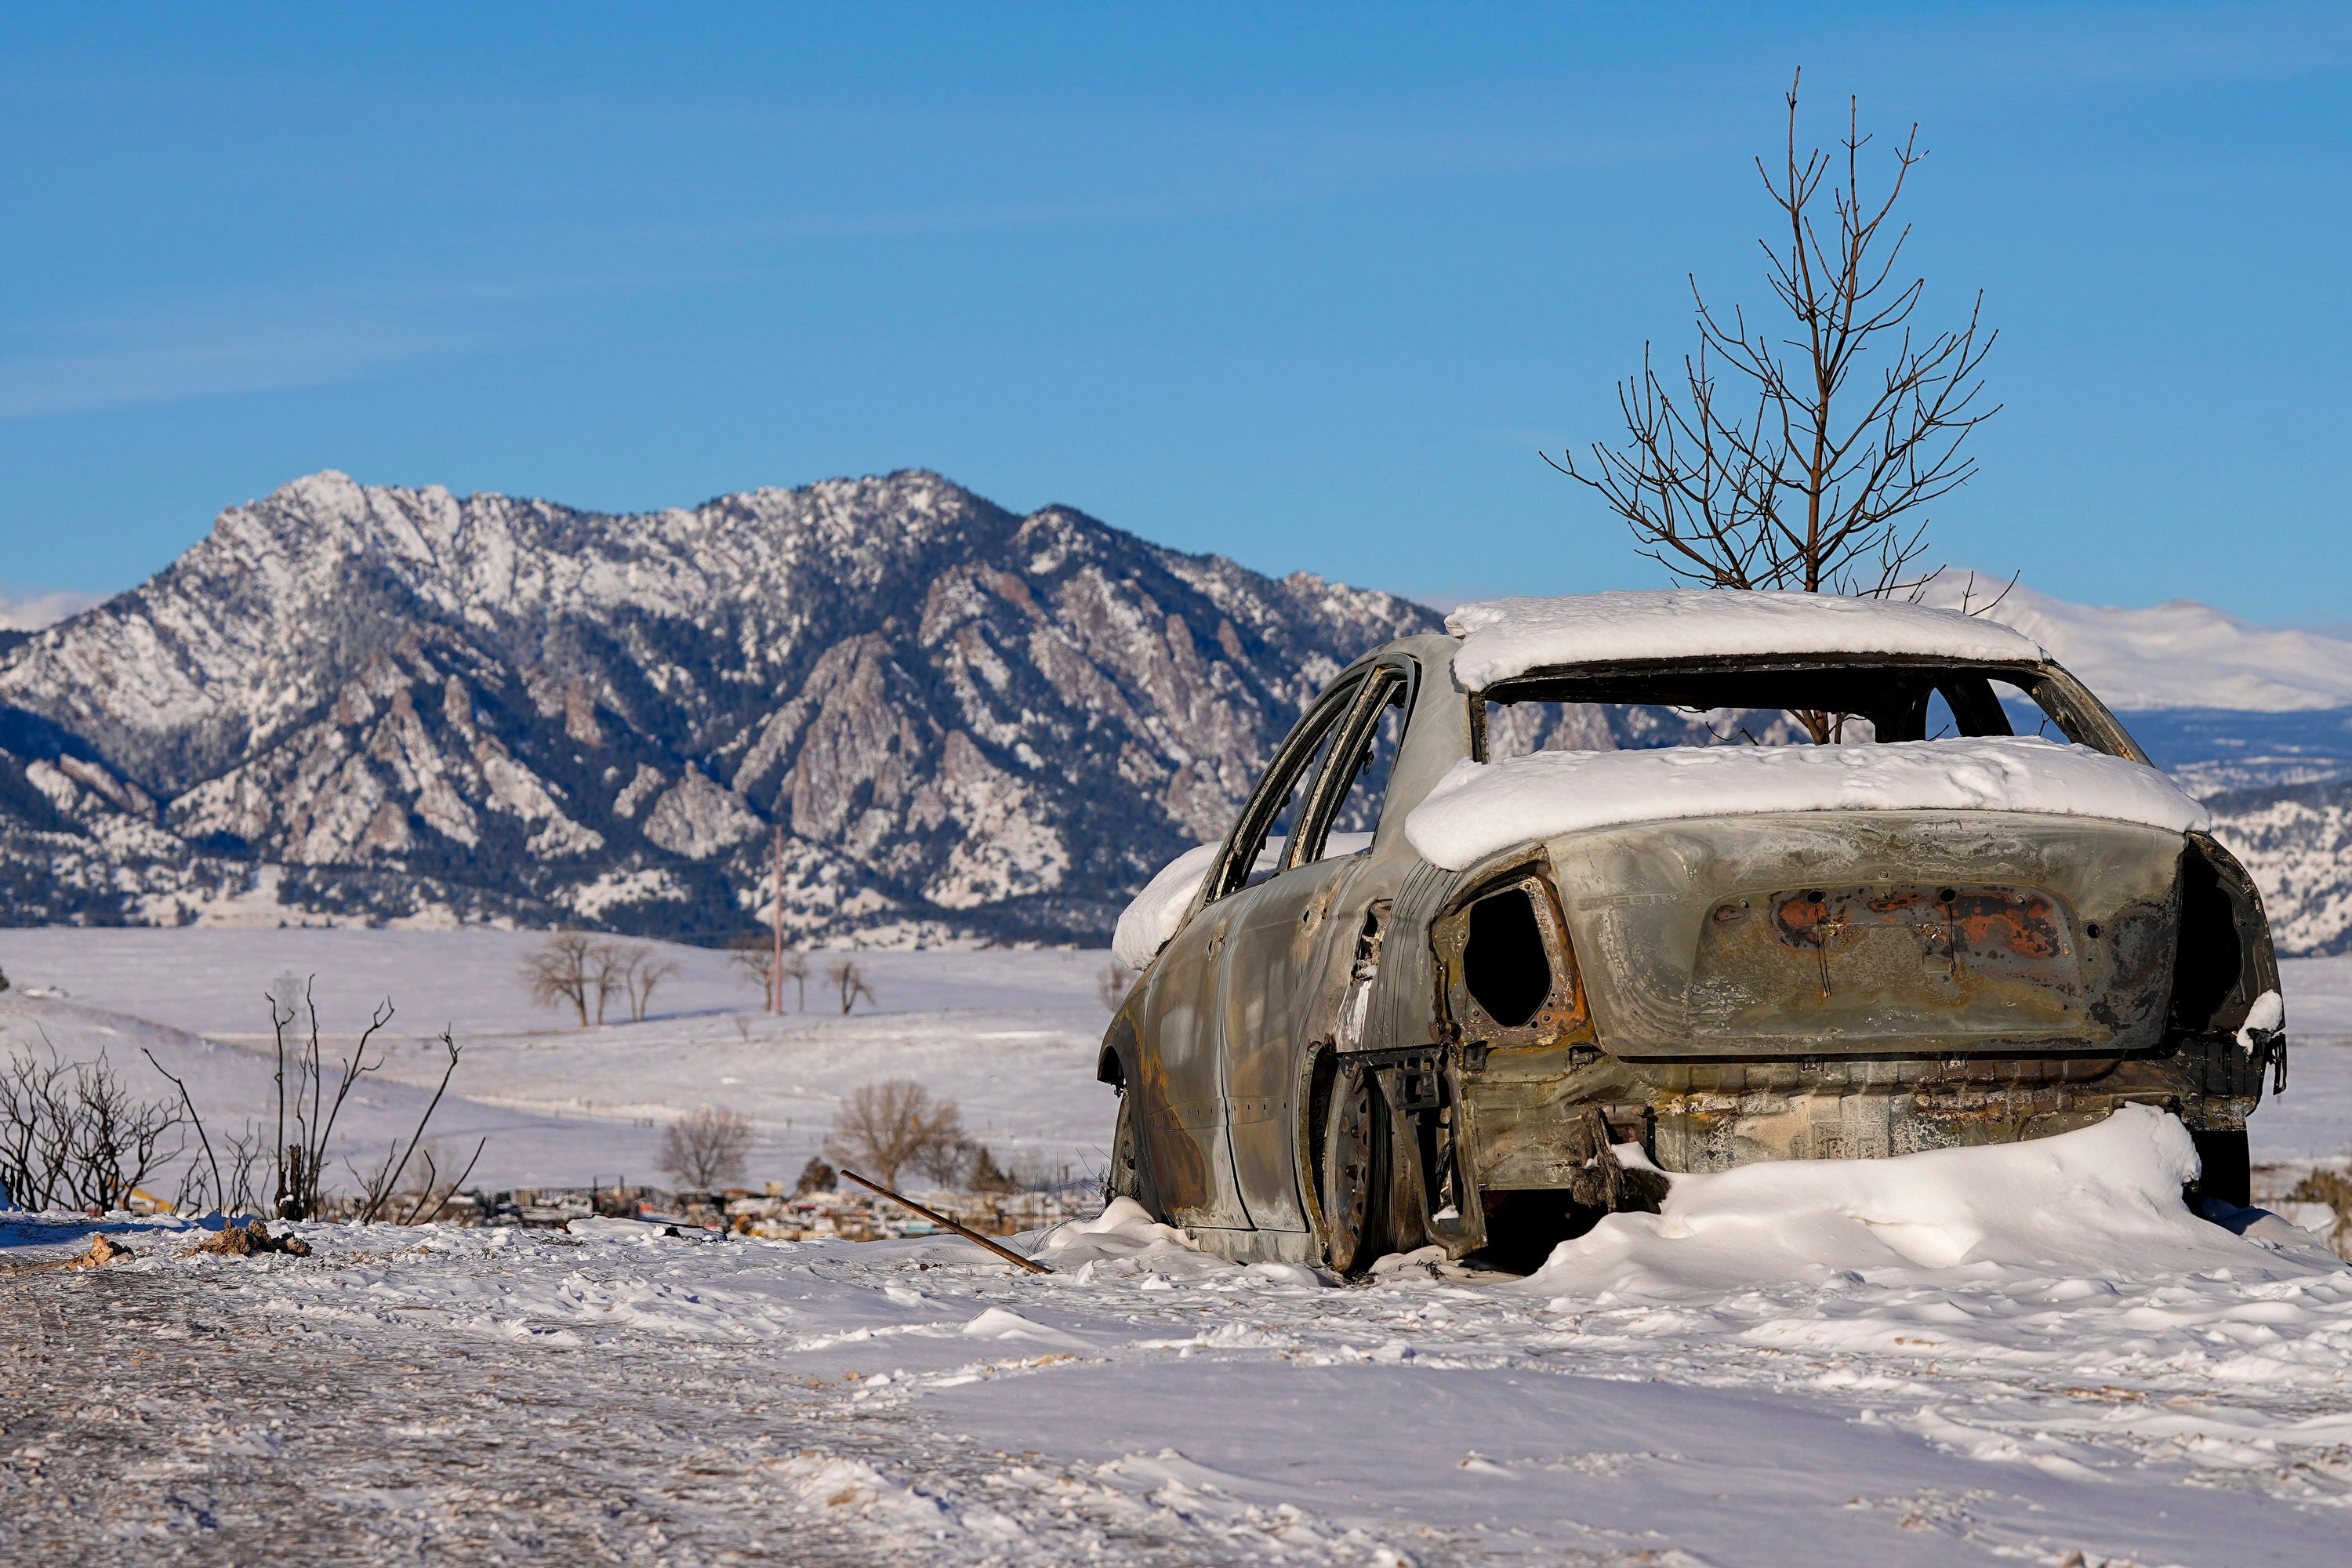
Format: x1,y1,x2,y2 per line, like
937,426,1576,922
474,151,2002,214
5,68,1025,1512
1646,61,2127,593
1134,898,1254,1229
1216,861,1352,1231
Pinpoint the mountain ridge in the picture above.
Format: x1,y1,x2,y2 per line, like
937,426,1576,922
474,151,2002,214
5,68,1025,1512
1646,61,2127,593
0,469,1437,944
5,478,2349,954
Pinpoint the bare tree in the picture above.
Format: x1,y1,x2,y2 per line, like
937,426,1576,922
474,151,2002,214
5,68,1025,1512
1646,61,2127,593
175,1122,263,1216
824,1079,960,1189
354,1131,486,1226
728,934,775,1010
660,1106,754,1192
347,1029,471,1223
268,981,398,1221
967,1144,1022,1194
612,942,681,1024
913,1132,975,1189
521,932,600,1026
1095,960,1137,1012
0,1041,182,1212
1554,70,1998,740
588,940,630,1025
826,958,876,1015
729,939,811,1015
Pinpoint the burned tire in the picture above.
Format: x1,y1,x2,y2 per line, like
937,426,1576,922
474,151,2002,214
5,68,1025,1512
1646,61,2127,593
1319,1062,1388,1274
1103,1090,1143,1207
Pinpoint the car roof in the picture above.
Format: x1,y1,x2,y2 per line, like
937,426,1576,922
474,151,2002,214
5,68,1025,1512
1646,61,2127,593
1443,589,2048,690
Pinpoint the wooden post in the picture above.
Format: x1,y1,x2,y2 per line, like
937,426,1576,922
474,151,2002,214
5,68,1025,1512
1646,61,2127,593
838,1170,1052,1274
770,826,785,1014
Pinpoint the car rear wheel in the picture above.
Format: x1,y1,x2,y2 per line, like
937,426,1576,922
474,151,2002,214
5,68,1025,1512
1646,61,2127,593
1320,1062,1388,1273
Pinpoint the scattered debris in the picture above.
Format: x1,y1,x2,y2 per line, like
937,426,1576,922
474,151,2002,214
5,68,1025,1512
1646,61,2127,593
190,1218,312,1258
70,1232,130,1267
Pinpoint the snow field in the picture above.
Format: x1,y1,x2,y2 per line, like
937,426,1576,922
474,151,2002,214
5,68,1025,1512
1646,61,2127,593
0,929,1118,1192
5,929,2352,1563
10,1109,2352,1566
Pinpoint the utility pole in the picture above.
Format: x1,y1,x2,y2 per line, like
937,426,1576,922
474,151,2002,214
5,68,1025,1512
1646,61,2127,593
770,826,785,1014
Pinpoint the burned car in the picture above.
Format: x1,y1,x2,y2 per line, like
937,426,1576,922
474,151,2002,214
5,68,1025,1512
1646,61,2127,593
1098,589,2285,1271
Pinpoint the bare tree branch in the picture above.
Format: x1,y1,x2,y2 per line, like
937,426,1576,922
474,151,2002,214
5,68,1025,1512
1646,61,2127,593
1555,67,2004,742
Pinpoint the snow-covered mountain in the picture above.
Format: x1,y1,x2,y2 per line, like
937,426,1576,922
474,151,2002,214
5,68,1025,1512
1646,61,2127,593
1918,574,2352,713
0,470,1434,944
9,492,2352,955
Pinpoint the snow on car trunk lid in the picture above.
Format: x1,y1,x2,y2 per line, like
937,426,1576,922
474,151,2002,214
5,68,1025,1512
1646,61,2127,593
1402,737,2210,1058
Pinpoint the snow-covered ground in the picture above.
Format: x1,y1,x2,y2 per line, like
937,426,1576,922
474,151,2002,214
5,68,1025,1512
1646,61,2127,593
5,929,2352,1566
0,929,1119,1192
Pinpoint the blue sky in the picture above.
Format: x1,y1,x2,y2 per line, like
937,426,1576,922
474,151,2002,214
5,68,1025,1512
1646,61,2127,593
2,3,2347,621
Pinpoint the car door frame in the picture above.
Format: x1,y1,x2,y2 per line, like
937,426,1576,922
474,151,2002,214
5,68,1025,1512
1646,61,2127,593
1210,661,1418,1232
1131,670,1370,1232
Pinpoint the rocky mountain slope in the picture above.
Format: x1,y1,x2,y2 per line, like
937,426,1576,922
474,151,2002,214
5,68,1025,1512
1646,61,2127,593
0,470,1434,944
2197,777,2352,958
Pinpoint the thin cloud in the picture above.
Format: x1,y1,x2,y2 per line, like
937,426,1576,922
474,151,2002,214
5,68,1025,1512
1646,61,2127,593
0,294,485,422
0,586,101,631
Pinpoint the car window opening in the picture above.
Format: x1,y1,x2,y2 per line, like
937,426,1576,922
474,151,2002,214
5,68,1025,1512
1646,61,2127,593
1463,888,1552,1029
1479,661,2100,764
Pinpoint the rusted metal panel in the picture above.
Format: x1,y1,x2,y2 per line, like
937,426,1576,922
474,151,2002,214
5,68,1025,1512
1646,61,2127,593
1549,811,2184,1057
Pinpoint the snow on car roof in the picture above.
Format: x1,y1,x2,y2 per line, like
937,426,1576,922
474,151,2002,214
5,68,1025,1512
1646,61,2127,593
1403,735,2208,872
1445,588,2048,690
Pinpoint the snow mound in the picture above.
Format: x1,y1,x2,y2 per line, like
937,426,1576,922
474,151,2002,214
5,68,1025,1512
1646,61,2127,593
1032,1197,1225,1277
1523,1106,2308,1301
1111,845,1219,969
1403,734,2209,871
1112,833,1371,969
1446,588,2045,690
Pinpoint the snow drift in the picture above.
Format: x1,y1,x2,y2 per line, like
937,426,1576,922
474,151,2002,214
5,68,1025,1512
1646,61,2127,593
1523,1105,2310,1301
1403,735,2210,872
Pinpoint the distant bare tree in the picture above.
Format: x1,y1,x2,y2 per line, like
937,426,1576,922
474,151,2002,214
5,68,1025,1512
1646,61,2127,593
1554,70,1999,741
728,935,774,1010
967,1143,1022,1194
1095,960,1137,1012
729,938,810,1014
913,1132,975,1189
612,942,681,1024
824,1079,960,1189
794,1155,837,1194
826,958,876,1015
521,931,601,1026
660,1106,754,1192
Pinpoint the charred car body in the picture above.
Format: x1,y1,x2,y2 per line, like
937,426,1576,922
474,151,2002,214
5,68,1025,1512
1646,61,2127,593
1098,590,2285,1271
